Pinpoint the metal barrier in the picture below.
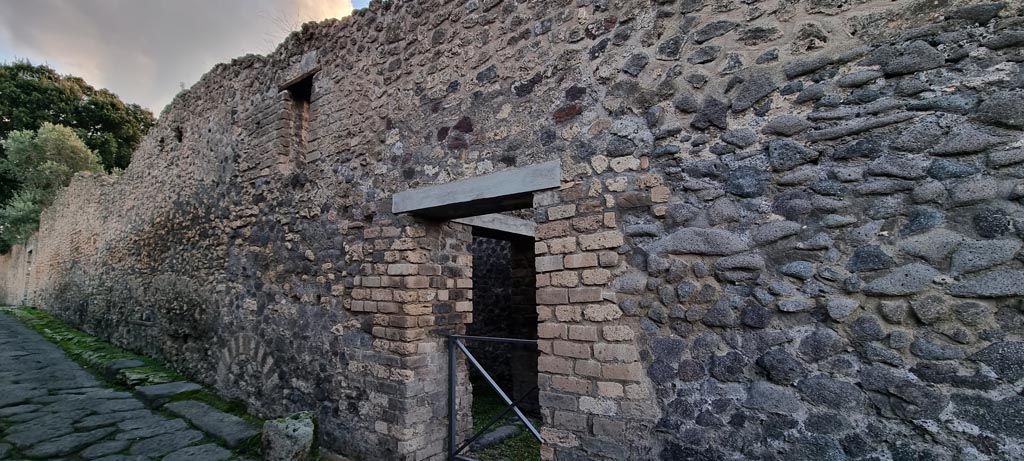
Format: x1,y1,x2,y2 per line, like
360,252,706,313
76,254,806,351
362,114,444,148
448,334,544,461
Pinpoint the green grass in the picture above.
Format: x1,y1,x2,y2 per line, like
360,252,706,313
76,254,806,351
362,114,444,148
466,377,541,461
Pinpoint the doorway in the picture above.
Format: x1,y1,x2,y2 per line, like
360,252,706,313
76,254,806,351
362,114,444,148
461,229,540,460
390,160,561,461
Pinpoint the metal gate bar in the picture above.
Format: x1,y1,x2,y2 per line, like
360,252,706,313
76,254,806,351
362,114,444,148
448,334,544,460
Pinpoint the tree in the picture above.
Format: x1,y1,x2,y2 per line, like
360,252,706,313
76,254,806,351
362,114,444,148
0,123,103,249
0,61,155,204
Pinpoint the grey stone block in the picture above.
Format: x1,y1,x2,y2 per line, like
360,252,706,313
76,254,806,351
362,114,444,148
471,425,519,451
74,409,151,431
744,382,802,414
972,342,1024,382
762,115,812,136
768,139,819,172
976,90,1024,128
134,381,202,407
263,412,316,461
22,427,116,458
950,240,1021,275
80,440,131,459
881,41,944,76
165,400,259,448
115,418,189,440
128,429,204,457
3,413,76,448
949,270,1024,298
863,264,939,296
163,443,232,461
646,228,748,256
93,455,152,461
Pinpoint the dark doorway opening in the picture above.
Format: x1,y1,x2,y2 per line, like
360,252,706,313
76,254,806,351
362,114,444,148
282,72,314,169
463,229,539,460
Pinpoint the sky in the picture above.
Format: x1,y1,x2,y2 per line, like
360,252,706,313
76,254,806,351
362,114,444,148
0,0,371,114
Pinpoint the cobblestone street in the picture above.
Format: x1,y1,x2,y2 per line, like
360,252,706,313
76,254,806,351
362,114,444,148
0,314,238,460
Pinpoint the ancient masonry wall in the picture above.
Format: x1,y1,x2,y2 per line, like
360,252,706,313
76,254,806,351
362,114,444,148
0,237,32,305
465,237,514,380
1,0,1023,459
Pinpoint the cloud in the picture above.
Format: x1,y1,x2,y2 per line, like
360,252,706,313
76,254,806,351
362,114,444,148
0,0,354,114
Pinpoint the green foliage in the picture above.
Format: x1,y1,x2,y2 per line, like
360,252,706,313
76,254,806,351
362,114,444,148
0,123,103,247
0,189,43,245
0,60,154,204
2,123,103,195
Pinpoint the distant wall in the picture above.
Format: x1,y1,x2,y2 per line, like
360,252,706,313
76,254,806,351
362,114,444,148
0,239,32,305
2,0,1024,460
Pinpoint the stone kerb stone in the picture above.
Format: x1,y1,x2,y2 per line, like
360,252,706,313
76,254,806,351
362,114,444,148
164,400,260,448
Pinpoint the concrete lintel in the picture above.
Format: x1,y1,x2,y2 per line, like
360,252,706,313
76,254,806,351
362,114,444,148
453,214,536,238
392,160,561,219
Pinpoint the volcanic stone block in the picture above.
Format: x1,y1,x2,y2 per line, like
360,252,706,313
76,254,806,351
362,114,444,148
768,139,819,172
163,444,232,461
646,228,748,256
949,270,1024,297
134,381,202,407
262,412,316,461
972,342,1024,382
164,401,259,448
882,41,944,76
863,264,938,295
22,427,117,459
744,382,802,414
950,240,1021,274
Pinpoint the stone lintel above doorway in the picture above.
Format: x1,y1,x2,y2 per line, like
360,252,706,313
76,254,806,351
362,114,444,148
453,213,536,239
392,160,560,220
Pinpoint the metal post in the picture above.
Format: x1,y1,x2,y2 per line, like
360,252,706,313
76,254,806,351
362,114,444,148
448,335,458,460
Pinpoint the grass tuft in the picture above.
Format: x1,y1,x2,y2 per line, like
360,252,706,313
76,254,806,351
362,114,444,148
466,377,541,461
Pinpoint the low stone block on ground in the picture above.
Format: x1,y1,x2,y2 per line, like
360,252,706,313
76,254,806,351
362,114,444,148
134,381,202,407
165,400,260,448
262,411,316,461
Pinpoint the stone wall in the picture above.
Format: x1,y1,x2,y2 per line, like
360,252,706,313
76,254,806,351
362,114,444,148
0,238,31,305
1,0,1023,459
466,237,516,391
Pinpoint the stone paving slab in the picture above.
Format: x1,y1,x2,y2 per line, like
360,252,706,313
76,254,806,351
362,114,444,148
164,401,259,448
127,429,204,457
22,427,117,458
162,444,232,461
0,313,250,460
134,381,201,407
